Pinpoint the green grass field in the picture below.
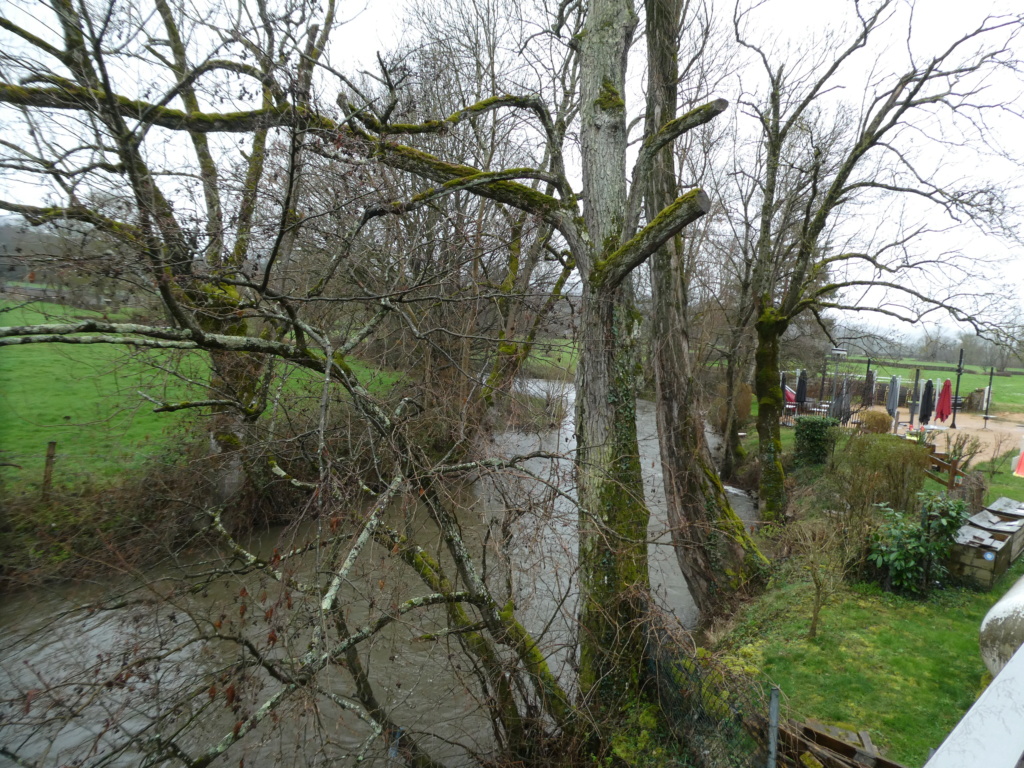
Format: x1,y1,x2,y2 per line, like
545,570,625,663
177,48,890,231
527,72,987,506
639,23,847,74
0,301,405,488
847,355,1024,374
718,556,1024,767
522,337,577,379
1,302,206,486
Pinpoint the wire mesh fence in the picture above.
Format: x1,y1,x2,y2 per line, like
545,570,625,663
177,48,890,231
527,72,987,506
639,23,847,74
644,616,773,768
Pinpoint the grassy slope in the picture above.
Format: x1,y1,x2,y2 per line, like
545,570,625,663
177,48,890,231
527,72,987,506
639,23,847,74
721,557,1024,767
522,337,577,379
1,302,204,484
0,301,404,487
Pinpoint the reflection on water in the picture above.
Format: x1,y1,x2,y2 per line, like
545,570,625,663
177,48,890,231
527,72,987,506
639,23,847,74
0,378,756,766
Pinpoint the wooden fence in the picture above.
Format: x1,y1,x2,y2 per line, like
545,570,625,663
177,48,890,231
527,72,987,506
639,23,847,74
924,446,967,491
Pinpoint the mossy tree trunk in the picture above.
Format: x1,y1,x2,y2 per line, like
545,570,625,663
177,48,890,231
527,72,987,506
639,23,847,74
644,0,763,619
575,280,652,711
575,0,651,714
754,310,788,520
720,350,744,480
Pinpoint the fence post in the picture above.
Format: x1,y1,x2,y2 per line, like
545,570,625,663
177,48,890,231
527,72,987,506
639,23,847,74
949,457,959,491
42,441,57,502
767,685,780,768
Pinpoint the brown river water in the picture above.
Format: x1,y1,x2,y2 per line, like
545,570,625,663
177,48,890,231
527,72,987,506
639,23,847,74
0,380,755,766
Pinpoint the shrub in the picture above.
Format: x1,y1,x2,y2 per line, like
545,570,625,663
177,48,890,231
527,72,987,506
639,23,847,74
794,416,839,465
868,493,968,596
859,410,892,434
830,433,932,514
711,381,752,435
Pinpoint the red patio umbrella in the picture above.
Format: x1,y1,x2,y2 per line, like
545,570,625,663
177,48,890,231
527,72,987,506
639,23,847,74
935,379,953,423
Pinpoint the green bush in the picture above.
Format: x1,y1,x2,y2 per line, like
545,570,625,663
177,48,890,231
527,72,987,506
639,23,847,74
869,493,968,596
794,416,840,465
830,433,932,515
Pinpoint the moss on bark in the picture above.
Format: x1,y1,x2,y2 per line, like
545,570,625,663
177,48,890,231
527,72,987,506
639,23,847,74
754,310,788,520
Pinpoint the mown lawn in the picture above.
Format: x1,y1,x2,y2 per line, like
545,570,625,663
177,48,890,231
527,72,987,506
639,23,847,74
718,556,1024,767
1,301,204,485
0,301,404,488
969,449,1024,505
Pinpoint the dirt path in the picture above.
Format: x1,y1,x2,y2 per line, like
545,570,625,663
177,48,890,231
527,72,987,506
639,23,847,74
887,407,1024,464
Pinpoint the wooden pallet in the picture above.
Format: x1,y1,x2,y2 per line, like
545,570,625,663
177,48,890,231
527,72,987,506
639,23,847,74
777,719,909,768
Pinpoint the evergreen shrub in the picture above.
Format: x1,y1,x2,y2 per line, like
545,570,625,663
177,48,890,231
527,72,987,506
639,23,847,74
869,493,968,595
794,416,840,465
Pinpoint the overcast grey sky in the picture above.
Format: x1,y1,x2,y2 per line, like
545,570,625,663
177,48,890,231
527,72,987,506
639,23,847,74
2,0,1021,334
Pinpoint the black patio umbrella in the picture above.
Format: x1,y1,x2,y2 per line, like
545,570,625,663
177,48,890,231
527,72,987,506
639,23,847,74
796,370,808,404
919,379,935,425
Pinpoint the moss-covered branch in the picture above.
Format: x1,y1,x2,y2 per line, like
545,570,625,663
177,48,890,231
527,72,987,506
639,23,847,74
591,188,710,289
625,99,727,235
0,83,333,133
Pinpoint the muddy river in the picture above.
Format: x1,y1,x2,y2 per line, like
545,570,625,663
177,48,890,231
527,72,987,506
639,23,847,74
0,381,755,766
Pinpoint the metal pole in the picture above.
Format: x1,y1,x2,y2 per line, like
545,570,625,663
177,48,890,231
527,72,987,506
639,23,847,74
767,686,780,768
865,358,873,406
831,356,840,410
909,368,921,427
984,366,994,428
951,348,964,429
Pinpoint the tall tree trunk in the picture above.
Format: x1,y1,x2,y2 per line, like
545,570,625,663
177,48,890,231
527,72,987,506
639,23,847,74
720,350,743,480
644,0,763,621
720,326,753,480
575,0,650,714
754,309,788,520
576,282,651,710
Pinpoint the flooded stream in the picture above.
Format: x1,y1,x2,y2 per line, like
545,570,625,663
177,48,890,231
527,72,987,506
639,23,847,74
0,380,755,766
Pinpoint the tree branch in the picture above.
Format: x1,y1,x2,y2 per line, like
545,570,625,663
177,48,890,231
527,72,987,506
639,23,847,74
591,189,710,289
624,98,727,236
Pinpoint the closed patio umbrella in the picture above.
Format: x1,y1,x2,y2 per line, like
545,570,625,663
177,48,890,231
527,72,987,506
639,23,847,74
829,377,847,420
796,369,808,404
919,379,935,425
886,376,900,417
935,379,953,423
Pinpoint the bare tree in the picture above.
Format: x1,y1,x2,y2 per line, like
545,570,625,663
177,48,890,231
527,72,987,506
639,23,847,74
730,0,1023,518
0,0,729,763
